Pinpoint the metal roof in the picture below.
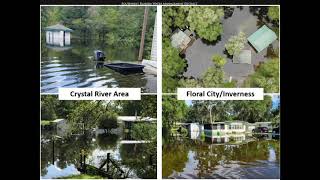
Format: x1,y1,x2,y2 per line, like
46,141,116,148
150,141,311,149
45,24,73,32
233,50,251,64
170,29,191,50
247,25,277,53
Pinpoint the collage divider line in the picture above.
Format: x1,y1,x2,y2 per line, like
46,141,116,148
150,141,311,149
156,5,162,180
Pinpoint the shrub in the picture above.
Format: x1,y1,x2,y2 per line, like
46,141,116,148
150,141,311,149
97,112,118,133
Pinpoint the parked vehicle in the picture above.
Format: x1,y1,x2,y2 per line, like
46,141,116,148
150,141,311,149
252,127,269,133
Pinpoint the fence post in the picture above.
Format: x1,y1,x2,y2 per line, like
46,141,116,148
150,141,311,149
107,153,110,172
52,137,55,164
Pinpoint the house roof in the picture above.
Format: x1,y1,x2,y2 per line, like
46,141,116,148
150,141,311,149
171,29,191,50
247,25,277,53
117,116,156,122
233,50,251,64
45,24,73,32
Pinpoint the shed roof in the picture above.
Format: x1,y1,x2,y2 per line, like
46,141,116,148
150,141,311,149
247,25,277,53
45,24,73,32
233,50,251,64
171,29,191,50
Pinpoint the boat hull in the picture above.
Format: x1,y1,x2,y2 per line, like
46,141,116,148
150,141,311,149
105,63,145,74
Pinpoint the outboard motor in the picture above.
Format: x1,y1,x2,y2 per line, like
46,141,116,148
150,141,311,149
94,50,106,61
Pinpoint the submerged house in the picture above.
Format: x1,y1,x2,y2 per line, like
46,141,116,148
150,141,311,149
171,29,195,53
233,49,251,64
203,121,247,137
186,123,204,140
247,25,277,53
206,134,246,144
45,24,73,47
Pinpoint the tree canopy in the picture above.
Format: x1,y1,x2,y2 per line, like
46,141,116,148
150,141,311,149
162,6,224,42
162,96,188,129
244,58,279,92
225,31,246,56
163,95,278,128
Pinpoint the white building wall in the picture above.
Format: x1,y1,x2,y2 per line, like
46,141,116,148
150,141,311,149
46,31,50,44
64,32,71,46
59,31,64,46
46,31,65,47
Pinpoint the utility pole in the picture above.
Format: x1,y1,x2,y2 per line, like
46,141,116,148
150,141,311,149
138,7,149,61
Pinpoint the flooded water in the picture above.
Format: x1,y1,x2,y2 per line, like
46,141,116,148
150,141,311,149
41,39,157,93
162,134,280,179
184,6,279,86
41,129,156,179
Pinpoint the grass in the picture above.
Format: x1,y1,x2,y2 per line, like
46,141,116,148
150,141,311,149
57,174,104,179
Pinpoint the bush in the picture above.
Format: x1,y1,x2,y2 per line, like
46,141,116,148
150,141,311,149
132,123,156,140
268,6,279,22
212,54,226,68
180,127,188,136
97,112,118,132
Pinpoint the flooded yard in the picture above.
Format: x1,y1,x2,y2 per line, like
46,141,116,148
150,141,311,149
162,134,280,179
184,6,279,86
41,129,156,179
41,39,157,93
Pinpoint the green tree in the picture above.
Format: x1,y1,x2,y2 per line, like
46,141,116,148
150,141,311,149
268,6,279,22
162,39,187,92
97,111,118,133
244,58,279,92
162,97,188,129
212,54,227,68
162,7,188,38
178,78,200,88
201,67,225,87
68,101,103,132
225,31,246,56
186,7,224,41
41,95,59,120
132,123,156,140
140,95,157,118
232,95,273,123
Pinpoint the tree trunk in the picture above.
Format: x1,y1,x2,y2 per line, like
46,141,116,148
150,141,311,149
138,7,149,61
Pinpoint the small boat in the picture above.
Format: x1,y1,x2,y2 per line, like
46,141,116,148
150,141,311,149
105,63,145,74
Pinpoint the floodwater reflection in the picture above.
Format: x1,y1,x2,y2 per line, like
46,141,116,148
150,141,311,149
41,129,156,179
162,134,280,178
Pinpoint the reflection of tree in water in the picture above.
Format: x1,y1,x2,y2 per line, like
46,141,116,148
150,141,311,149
162,138,280,178
96,133,119,150
193,139,280,177
162,139,191,178
41,132,96,176
193,142,225,177
120,143,156,178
